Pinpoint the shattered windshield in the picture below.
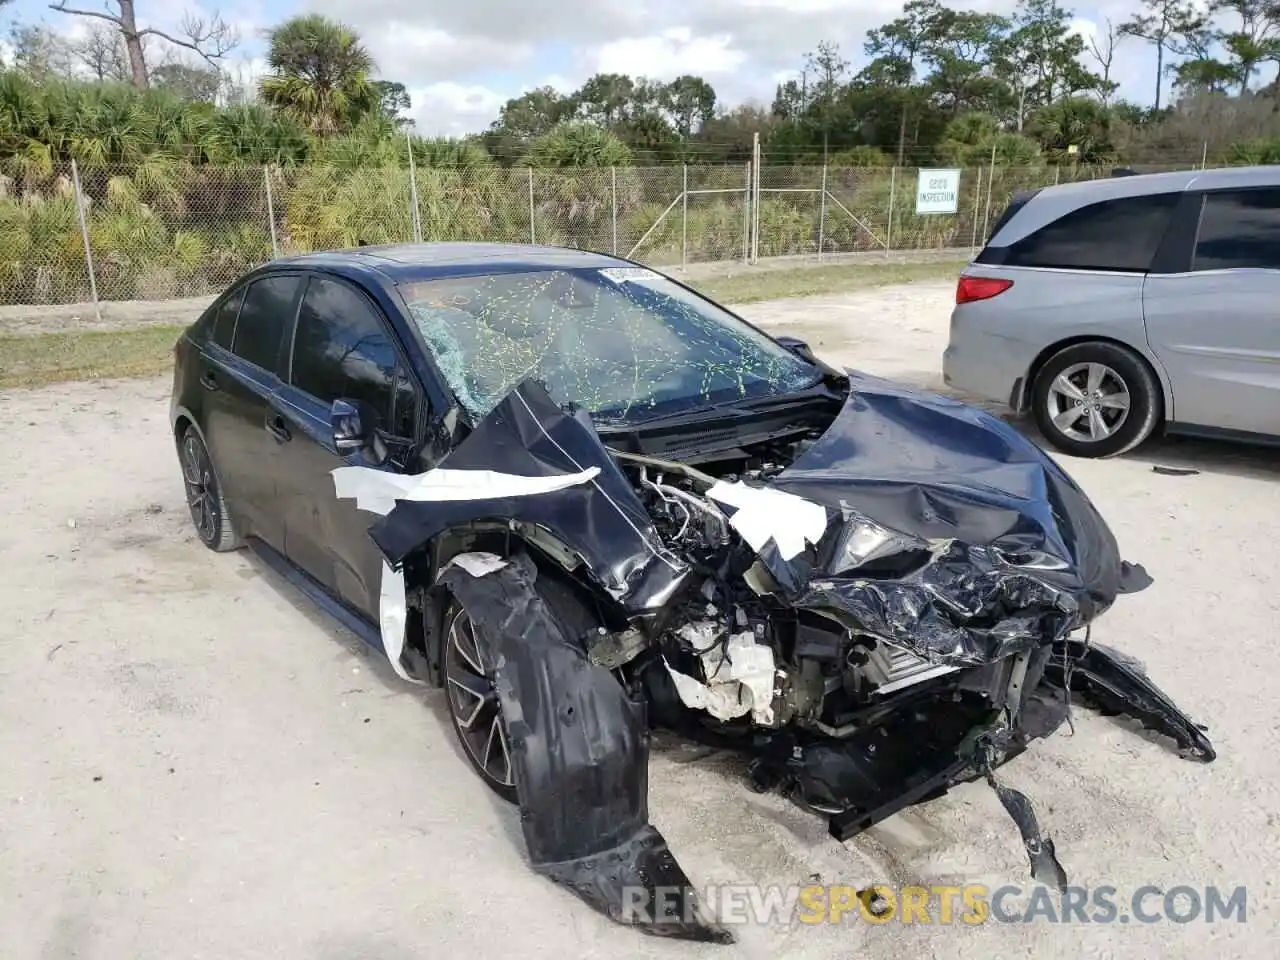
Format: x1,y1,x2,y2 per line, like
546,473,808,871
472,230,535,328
399,267,819,424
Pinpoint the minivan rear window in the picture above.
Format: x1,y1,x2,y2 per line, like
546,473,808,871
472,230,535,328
979,192,1180,273
1193,188,1280,270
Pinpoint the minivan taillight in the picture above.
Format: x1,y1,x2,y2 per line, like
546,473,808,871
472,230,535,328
956,275,1013,304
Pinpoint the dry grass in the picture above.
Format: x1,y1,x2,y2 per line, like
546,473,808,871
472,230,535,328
694,259,965,303
0,326,184,388
0,259,966,388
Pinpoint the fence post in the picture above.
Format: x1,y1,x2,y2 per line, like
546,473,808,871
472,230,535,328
406,131,422,243
681,164,688,271
263,166,280,259
742,161,751,264
69,159,102,324
1201,141,1209,169
528,168,536,245
817,163,828,261
886,166,897,257
970,166,982,253
981,144,997,247
751,133,761,264
611,167,618,255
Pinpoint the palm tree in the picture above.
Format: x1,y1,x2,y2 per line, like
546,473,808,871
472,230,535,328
258,15,377,136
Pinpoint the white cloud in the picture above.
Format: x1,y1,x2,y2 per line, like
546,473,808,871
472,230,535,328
591,27,747,78
360,23,535,85
409,82,507,137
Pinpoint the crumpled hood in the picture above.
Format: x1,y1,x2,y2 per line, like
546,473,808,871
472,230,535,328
751,370,1146,666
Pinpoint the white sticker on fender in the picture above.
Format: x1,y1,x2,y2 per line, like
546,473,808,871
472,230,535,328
332,465,602,517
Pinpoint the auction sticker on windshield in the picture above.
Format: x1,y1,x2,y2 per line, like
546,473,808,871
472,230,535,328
599,267,664,285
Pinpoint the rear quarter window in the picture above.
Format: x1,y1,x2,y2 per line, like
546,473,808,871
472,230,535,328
980,192,1181,273
210,287,246,349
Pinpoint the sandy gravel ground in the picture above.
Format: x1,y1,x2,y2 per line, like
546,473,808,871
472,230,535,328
2,279,1277,959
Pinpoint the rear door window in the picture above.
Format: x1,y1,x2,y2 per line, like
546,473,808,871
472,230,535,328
231,275,299,371
1193,188,1280,271
993,193,1180,272
290,276,415,437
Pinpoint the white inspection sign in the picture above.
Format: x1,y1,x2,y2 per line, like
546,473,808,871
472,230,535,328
915,168,961,215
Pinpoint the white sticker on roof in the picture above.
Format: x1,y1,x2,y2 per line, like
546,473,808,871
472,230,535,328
598,267,663,285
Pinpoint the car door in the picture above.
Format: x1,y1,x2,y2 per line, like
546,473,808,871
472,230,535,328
273,273,424,620
1143,186,1280,437
198,273,302,550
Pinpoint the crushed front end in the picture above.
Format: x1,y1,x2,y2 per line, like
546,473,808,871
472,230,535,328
354,374,1215,943
606,372,1214,852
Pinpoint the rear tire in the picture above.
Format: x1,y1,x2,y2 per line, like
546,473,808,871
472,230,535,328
1031,342,1161,459
178,425,241,552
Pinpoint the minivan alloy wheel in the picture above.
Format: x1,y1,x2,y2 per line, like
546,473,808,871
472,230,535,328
443,605,516,799
1046,361,1131,443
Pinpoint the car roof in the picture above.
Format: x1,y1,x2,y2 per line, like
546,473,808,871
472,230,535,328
990,165,1280,247
269,242,629,283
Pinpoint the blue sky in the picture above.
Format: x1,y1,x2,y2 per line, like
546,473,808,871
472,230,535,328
0,1,1225,135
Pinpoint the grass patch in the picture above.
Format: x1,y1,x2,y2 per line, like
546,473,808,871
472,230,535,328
1,259,966,388
0,324,186,388
695,259,967,304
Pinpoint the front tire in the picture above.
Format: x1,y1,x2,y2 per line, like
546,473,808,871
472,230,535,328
179,425,241,552
442,601,519,804
1031,342,1161,458
441,563,604,805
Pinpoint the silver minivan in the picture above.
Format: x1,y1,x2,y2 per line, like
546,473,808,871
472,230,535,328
943,165,1280,457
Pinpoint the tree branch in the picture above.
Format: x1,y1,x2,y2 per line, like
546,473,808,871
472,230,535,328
47,2,123,28
138,13,239,68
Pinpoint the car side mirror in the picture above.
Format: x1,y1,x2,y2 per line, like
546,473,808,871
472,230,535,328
331,398,384,460
775,335,817,362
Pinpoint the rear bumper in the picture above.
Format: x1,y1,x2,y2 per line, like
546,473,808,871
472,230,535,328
942,322,1036,411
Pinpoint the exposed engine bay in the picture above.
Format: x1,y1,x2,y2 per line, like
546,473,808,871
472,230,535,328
618,441,972,738
339,374,1218,945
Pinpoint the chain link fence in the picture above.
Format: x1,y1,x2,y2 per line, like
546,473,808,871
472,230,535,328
0,159,1197,310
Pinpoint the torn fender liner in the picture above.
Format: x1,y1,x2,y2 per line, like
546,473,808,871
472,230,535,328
368,380,689,611
439,558,732,944
762,370,1140,666
1044,641,1217,762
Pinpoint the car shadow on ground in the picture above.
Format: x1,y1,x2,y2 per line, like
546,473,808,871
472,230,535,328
237,550,529,853
1012,415,1280,481
939,381,1280,481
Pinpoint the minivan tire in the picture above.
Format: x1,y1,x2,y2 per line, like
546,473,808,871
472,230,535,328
1031,342,1161,459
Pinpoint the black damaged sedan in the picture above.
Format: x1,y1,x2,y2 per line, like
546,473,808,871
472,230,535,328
171,242,1214,943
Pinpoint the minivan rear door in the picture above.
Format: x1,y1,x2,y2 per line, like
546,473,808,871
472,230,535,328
1142,187,1280,437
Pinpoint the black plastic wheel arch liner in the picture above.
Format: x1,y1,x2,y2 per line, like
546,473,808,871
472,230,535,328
755,370,1151,666
439,558,732,944
1043,640,1217,762
367,380,689,612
